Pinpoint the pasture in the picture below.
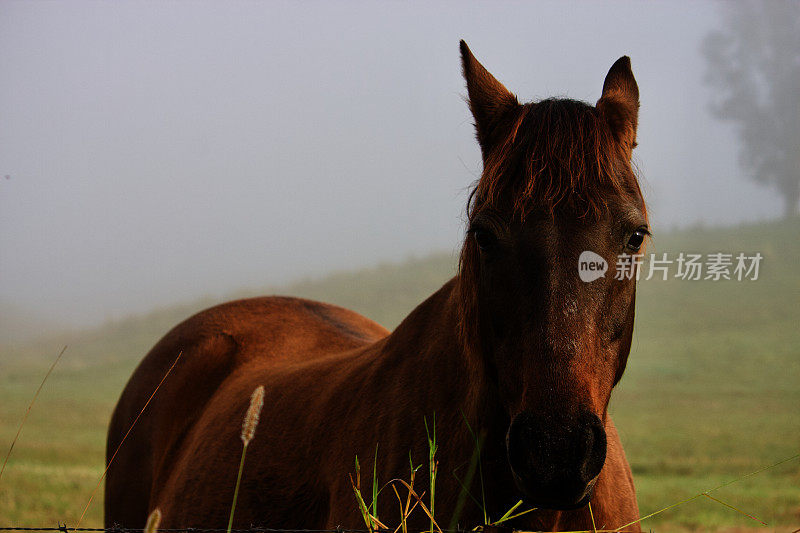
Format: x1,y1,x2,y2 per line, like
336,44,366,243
0,217,798,531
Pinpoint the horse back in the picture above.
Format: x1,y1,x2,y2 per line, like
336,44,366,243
104,296,388,528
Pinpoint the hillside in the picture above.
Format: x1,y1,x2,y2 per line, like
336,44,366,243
0,218,798,530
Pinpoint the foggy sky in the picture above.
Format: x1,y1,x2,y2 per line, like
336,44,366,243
0,1,782,327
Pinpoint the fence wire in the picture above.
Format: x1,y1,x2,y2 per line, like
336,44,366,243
0,524,476,533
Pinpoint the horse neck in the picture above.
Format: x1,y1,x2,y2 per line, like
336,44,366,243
373,277,519,521
377,276,497,441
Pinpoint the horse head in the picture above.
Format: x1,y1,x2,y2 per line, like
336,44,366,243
457,41,647,511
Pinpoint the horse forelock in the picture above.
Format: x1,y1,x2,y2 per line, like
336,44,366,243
472,98,643,220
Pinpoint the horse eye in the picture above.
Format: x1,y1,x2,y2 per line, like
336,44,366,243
472,228,497,251
626,229,647,251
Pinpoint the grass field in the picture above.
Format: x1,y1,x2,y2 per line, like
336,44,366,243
1,218,798,531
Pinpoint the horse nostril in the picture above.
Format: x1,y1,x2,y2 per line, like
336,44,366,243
506,410,608,508
582,414,607,481
506,412,532,478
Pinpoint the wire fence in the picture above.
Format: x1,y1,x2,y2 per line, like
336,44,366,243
0,529,475,533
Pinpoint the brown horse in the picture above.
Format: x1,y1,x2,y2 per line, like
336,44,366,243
105,41,646,532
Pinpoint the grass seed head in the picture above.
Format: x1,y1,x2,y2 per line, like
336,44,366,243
144,508,162,533
241,385,265,446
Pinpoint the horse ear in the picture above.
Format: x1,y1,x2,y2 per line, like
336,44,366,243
460,40,519,156
596,56,639,157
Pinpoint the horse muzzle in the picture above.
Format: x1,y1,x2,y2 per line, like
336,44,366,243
506,410,607,510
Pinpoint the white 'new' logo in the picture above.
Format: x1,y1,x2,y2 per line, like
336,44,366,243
578,251,608,282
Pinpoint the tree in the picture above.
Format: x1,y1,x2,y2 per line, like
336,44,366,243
702,0,800,218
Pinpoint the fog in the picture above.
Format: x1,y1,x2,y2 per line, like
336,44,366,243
0,1,783,328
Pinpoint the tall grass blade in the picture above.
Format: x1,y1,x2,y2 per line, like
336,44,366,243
493,506,536,523
392,483,407,533
227,444,248,533
371,443,380,527
77,350,182,527
487,499,536,526
0,345,66,485
424,415,438,533
613,451,800,531
701,493,767,526
390,478,443,533
449,436,483,530
490,500,523,525
460,410,487,524
356,456,361,489
350,472,373,533
406,456,421,530
351,455,388,533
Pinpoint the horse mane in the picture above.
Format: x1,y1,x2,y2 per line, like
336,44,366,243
456,97,646,355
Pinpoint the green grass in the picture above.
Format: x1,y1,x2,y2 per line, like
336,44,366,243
609,217,800,530
1,218,798,530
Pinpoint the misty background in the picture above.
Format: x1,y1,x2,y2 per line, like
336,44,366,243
0,1,784,330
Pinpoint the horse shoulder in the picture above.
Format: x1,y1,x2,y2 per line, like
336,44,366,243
105,295,387,527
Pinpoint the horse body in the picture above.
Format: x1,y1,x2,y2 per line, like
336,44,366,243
107,42,646,532
106,283,638,531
